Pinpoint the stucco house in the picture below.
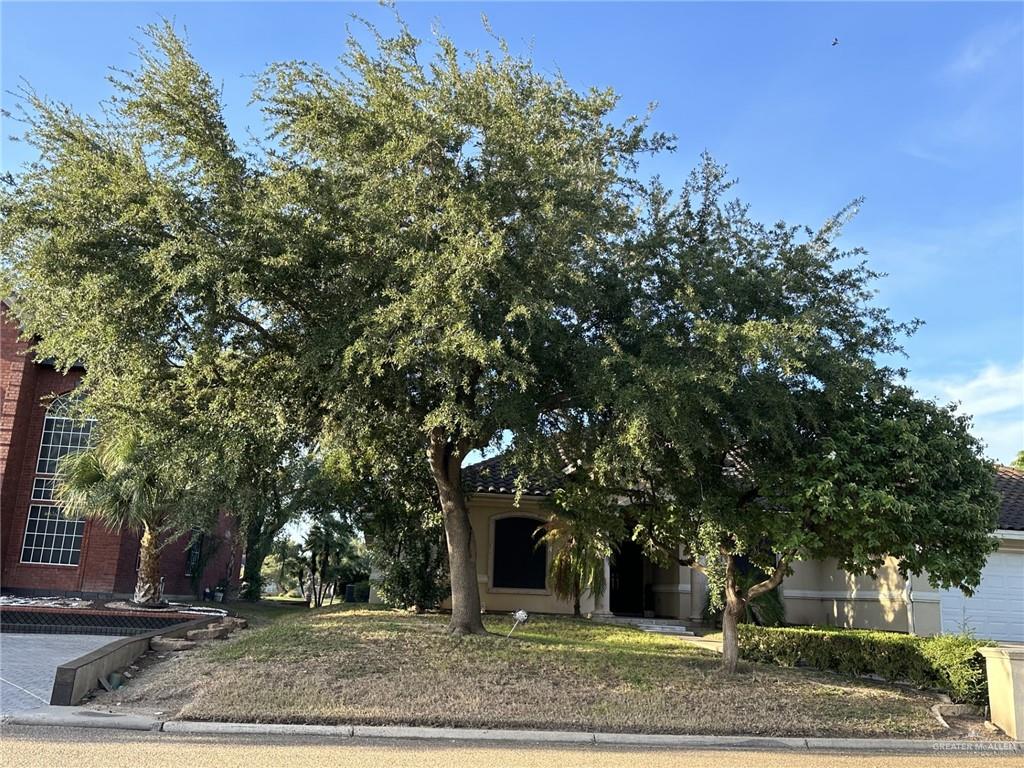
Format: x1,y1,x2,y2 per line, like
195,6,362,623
417,455,1023,642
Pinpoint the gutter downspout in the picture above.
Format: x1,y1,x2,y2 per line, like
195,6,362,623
904,578,916,635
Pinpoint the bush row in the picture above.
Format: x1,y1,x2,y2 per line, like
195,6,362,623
737,624,991,705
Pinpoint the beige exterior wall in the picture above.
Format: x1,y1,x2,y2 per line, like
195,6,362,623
441,494,597,615
453,494,694,618
650,558,706,620
782,556,941,635
422,493,1009,637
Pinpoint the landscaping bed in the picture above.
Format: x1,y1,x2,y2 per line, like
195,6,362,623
79,603,972,738
738,625,992,705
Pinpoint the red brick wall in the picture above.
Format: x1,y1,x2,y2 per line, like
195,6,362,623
0,320,114,593
1,303,241,599
1,303,40,551
112,512,241,599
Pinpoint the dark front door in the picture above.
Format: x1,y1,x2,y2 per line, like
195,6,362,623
609,538,645,615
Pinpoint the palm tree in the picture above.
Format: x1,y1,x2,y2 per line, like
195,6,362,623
303,513,352,607
537,512,614,617
56,428,183,606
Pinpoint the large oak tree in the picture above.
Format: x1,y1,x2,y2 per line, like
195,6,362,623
1,19,663,634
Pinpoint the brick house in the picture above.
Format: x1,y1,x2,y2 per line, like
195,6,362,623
1,301,240,600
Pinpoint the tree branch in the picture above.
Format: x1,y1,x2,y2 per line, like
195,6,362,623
650,532,707,576
746,553,793,601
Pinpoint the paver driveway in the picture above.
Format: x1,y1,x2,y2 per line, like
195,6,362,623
0,633,124,715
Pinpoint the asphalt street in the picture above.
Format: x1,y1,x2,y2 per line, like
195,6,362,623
0,725,1018,768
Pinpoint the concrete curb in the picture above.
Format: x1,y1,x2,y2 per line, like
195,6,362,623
5,706,160,731
7,709,1023,753
164,721,354,737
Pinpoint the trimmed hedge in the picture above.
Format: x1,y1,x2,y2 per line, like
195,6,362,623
738,625,992,705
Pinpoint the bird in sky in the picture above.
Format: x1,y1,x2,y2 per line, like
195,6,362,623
832,37,840,46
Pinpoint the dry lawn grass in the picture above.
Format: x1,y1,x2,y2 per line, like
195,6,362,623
93,605,945,738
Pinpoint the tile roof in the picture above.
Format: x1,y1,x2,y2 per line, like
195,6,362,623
995,466,1024,532
462,455,557,497
464,457,1024,532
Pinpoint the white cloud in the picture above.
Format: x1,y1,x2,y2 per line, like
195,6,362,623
911,361,1024,464
902,23,1021,165
947,23,1022,79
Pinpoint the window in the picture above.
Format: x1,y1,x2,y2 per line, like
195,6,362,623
185,532,205,577
35,394,94,475
20,393,94,567
491,516,547,590
32,477,55,501
20,505,85,565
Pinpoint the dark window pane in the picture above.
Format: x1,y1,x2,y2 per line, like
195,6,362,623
492,517,546,590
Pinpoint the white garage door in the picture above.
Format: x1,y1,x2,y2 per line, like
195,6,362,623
940,550,1024,642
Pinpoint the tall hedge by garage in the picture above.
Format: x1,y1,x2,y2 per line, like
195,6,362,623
738,625,992,705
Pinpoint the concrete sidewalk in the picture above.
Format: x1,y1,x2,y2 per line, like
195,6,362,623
3,707,1021,754
0,634,126,716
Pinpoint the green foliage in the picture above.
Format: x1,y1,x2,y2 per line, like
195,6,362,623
0,17,670,627
738,625,992,704
302,511,360,608
260,553,290,594
531,155,1001,669
56,424,220,603
0,14,1000,637
1012,450,1024,470
368,501,450,612
537,498,615,615
56,426,212,533
264,535,303,594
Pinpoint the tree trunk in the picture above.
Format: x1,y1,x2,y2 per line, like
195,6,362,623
573,574,581,617
428,430,486,636
241,520,270,601
721,597,743,674
134,523,162,606
721,552,743,674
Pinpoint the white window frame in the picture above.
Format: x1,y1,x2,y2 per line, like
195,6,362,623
20,393,94,567
19,504,86,566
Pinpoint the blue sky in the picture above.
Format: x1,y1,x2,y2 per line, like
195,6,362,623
2,2,1022,462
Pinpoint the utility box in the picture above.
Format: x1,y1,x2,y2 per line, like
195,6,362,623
979,645,1024,739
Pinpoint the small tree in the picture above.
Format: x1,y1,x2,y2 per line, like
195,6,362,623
235,456,338,600
363,485,450,613
303,513,353,608
332,537,370,595
537,503,614,617
56,428,210,605
1011,450,1024,470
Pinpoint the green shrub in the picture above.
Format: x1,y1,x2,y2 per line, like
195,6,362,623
738,625,992,705
918,633,991,706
